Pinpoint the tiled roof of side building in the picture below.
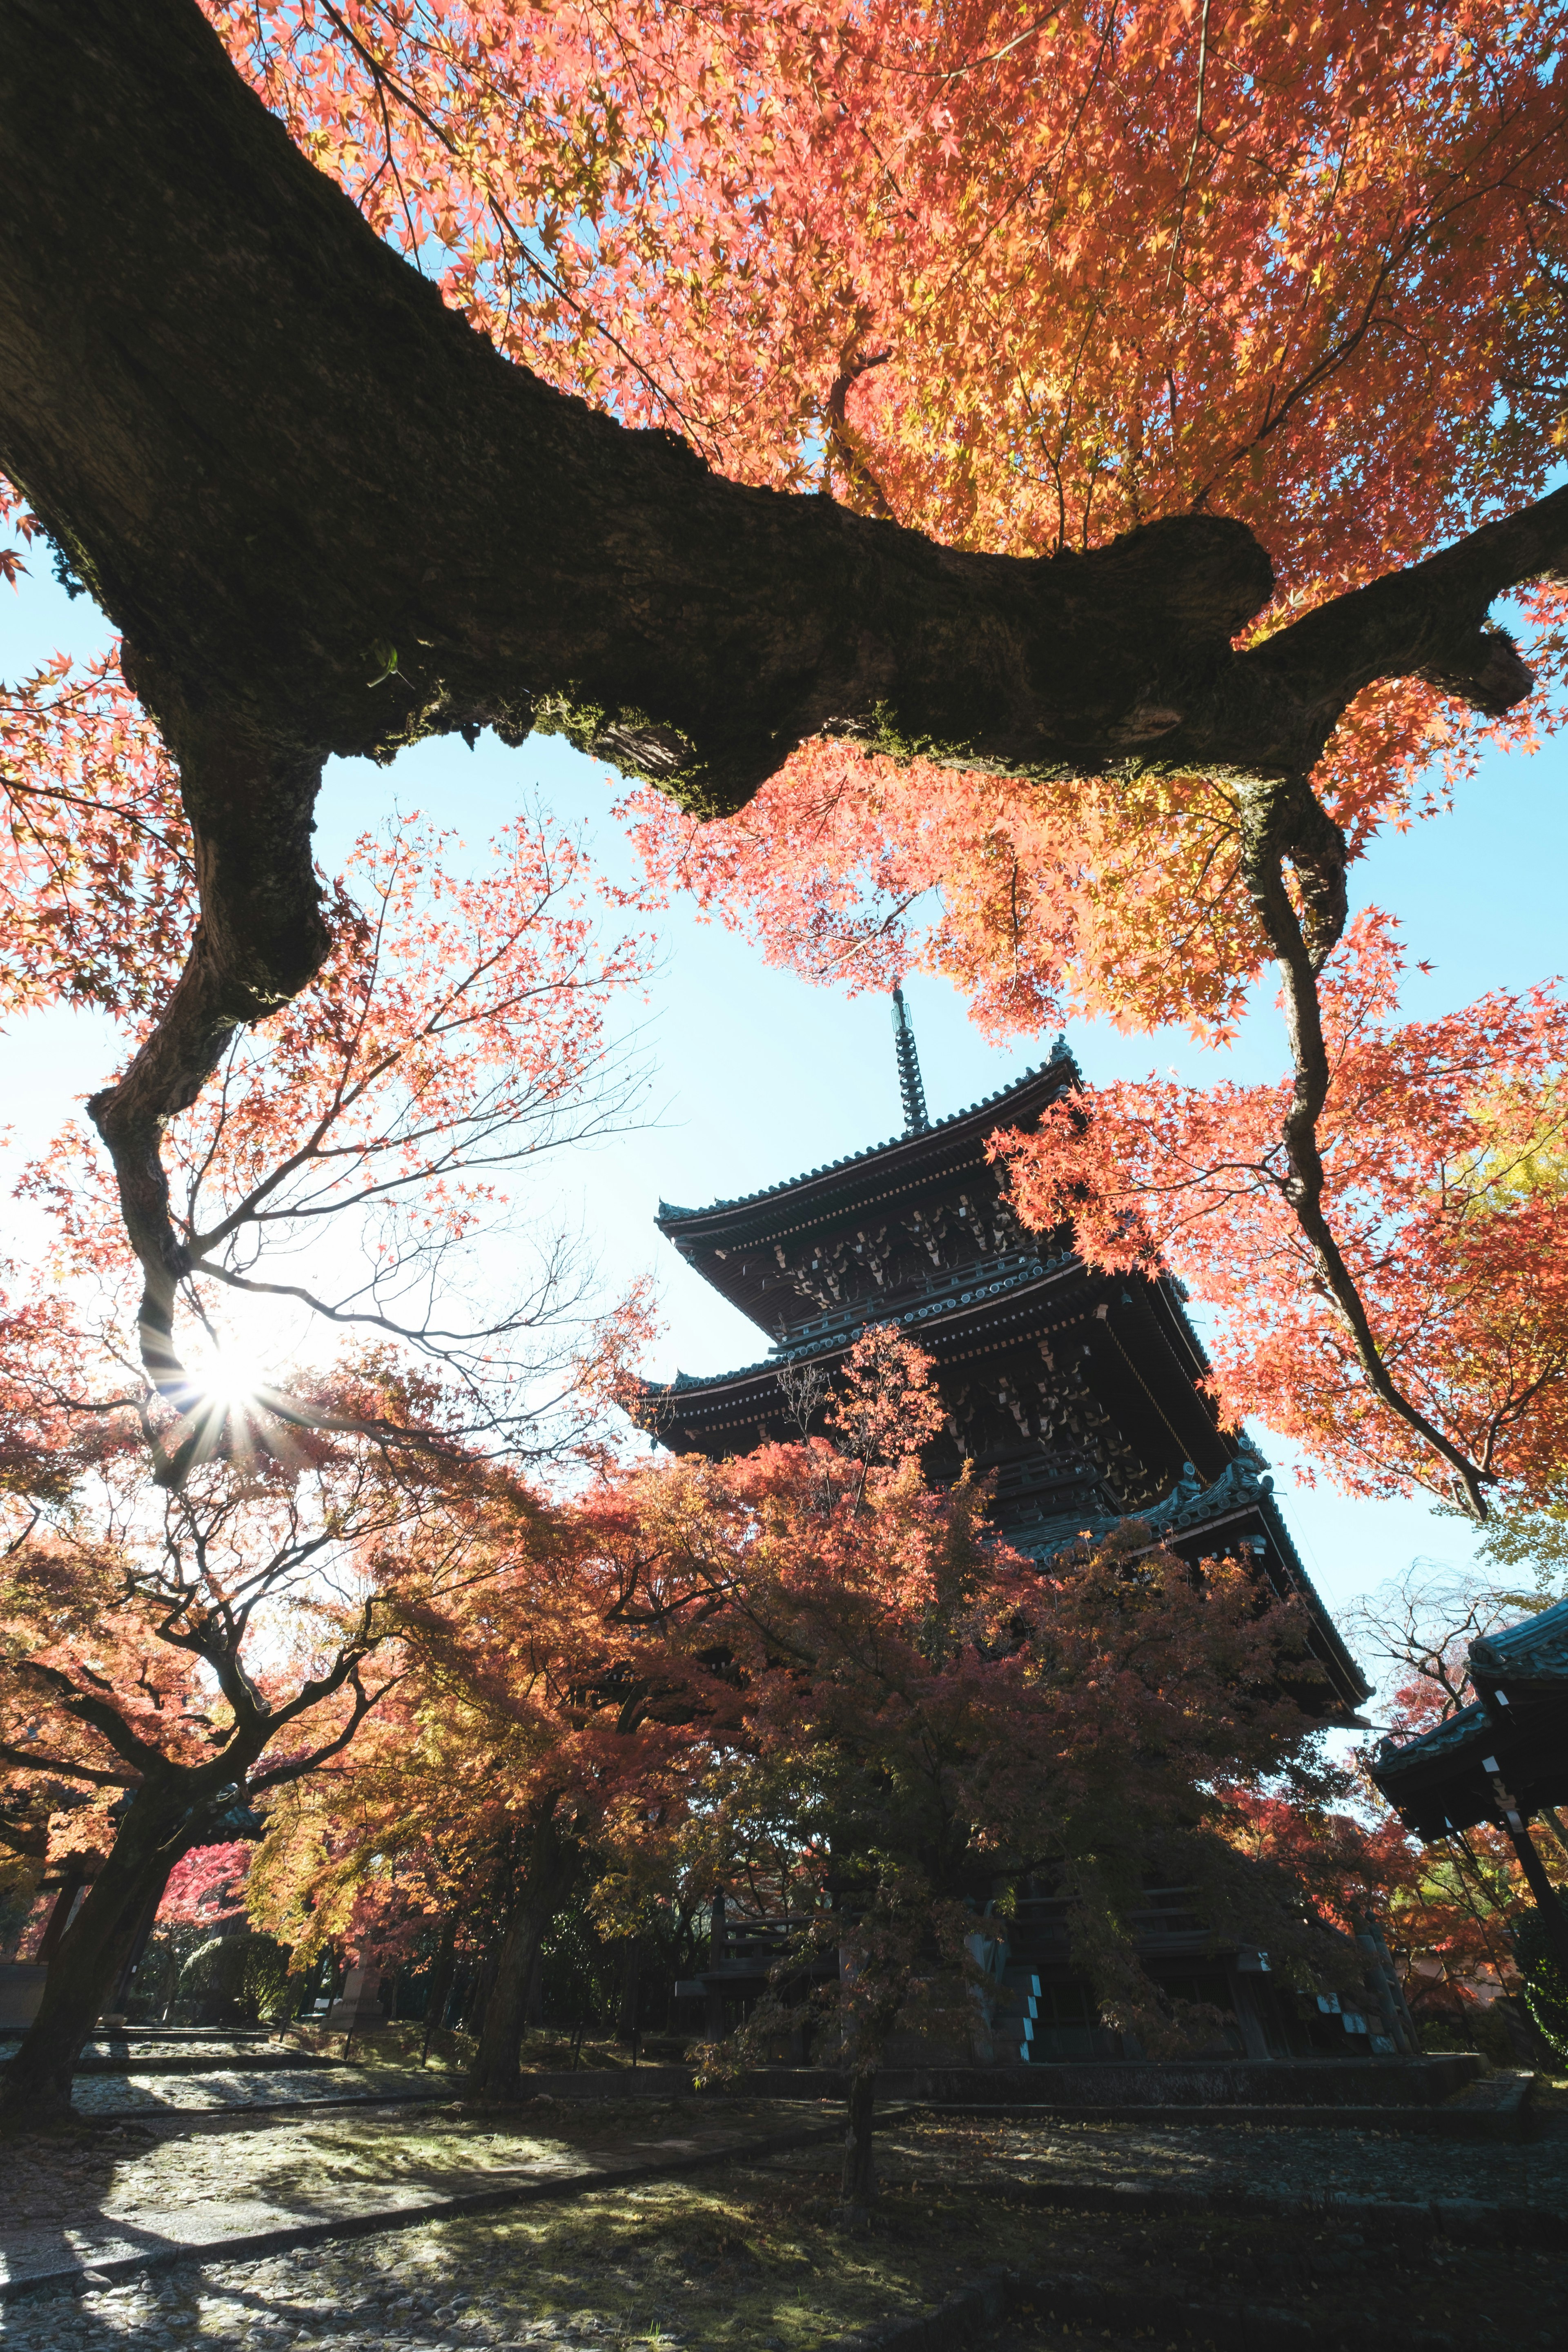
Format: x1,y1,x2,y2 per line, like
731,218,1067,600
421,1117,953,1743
1470,1591,1568,1683
1374,1698,1494,1777
655,1045,1078,1227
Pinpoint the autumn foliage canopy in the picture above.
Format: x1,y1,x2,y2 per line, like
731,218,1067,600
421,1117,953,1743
8,0,1539,1518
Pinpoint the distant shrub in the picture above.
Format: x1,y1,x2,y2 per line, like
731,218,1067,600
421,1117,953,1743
176,1930,292,2024
1515,1914,1568,2061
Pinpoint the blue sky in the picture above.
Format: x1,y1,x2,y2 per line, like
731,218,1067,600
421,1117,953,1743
4,554,1564,1663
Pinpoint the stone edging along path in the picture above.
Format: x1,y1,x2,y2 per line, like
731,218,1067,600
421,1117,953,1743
964,2169,1562,2247
0,2110,856,2306
101,2087,461,2128
920,2074,1541,2142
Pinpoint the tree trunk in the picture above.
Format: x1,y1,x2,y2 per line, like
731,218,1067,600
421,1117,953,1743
616,1936,643,2041
0,1783,196,2127
524,1943,546,2027
1508,1819,1568,1978
278,1961,311,2029
31,1869,86,1965
463,1947,497,2040
840,2069,879,2209
468,1802,577,2101
469,1897,559,2102
104,1882,166,2018
420,1915,458,2067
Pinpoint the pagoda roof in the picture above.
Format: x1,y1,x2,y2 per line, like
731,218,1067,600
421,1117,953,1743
637,1016,1371,1717
639,1228,1227,1528
641,1341,1368,1711
656,1238,1087,1389
656,1048,1076,1252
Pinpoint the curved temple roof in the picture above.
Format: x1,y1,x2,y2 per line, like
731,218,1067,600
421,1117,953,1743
657,1048,1076,1236
1370,1594,1568,1838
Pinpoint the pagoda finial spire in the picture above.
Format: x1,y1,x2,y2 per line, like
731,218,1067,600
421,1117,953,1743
891,983,930,1136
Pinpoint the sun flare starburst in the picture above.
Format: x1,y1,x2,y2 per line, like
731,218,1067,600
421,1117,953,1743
197,1348,266,1410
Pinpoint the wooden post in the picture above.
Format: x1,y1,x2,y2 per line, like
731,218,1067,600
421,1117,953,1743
705,1894,727,2041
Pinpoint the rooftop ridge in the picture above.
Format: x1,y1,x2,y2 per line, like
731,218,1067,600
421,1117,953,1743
657,1044,1077,1226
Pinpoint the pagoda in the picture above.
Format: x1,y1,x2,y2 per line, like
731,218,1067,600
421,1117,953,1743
644,993,1367,1717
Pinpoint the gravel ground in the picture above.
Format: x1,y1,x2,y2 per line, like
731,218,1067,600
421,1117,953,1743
5,2072,1565,2349
861,2109,1568,2210
0,2176,872,2352
68,2071,445,2118
2,2142,1564,2352
0,2100,827,2288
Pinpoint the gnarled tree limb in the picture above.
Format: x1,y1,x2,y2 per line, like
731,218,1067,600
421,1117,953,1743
3,0,1566,1450
1236,774,1497,1521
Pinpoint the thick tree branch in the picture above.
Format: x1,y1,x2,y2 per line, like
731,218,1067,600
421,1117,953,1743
826,351,897,521
249,1665,401,1792
12,1659,181,1779
5,2,1563,833
3,0,1287,813
0,1740,132,1788
86,723,328,1398
4,0,1567,1403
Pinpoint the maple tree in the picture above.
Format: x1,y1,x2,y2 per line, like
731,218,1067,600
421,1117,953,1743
584,1329,1354,2203
0,795,655,2123
989,915,1568,1515
0,1413,425,2121
0,647,192,1025
4,0,1568,2116
156,1837,253,1930
232,1327,1359,2173
247,1479,712,2099
20,804,654,1444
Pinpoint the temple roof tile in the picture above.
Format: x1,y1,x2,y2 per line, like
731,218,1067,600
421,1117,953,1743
656,1048,1077,1227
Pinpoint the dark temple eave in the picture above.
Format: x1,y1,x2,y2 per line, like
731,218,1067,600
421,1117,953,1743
657,1055,1078,1330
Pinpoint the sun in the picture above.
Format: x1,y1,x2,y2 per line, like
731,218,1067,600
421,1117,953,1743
198,1346,266,1410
